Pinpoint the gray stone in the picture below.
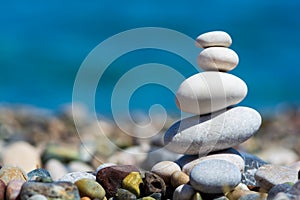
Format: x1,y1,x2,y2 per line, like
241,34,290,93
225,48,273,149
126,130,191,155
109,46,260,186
151,161,181,184
190,159,241,193
58,171,95,183
239,193,267,200
268,183,293,200
273,192,290,200
173,184,195,200
175,72,247,115
164,106,261,155
240,151,268,187
19,181,80,200
196,31,232,48
197,47,239,71
287,180,300,199
255,164,298,191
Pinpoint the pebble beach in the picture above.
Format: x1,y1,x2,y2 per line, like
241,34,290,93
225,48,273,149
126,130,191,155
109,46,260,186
0,31,299,200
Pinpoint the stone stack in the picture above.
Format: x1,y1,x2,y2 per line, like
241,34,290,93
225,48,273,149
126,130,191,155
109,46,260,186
163,31,263,195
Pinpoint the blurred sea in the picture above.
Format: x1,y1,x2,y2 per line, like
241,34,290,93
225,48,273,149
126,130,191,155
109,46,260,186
1,1,300,118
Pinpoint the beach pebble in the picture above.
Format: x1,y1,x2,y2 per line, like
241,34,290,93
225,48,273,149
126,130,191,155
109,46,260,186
116,188,136,200
96,165,139,197
42,145,79,163
287,180,300,198
288,161,300,172
0,166,27,185
150,161,181,184
45,159,68,181
197,47,239,71
122,172,143,197
6,180,25,200
182,153,244,175
255,164,298,191
196,31,232,48
175,72,247,115
173,184,195,200
58,171,95,183
143,171,166,196
257,147,298,165
68,161,94,172
27,194,48,200
0,179,5,200
19,182,80,200
75,178,105,199
190,159,241,193
164,106,261,155
2,141,41,172
273,192,290,200
27,168,52,181
170,171,190,188
240,152,268,187
239,193,267,200
95,163,116,174
267,183,293,200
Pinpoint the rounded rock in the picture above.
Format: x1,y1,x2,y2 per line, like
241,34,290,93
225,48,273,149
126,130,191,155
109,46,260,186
6,180,25,200
0,179,6,200
150,161,181,184
143,172,166,196
170,171,190,188
173,184,195,200
27,194,48,200
59,172,96,183
164,106,261,155
0,166,27,185
190,159,241,193
196,31,232,48
175,72,247,115
75,178,105,199
122,172,143,197
197,47,239,71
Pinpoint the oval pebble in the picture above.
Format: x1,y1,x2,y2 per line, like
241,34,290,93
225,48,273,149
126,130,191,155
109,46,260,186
122,172,143,197
164,106,261,155
175,72,247,115
190,159,241,193
183,153,244,175
58,172,96,183
197,47,239,71
151,161,181,184
170,171,190,188
27,194,48,200
6,180,25,200
75,178,105,199
173,184,195,200
196,31,232,48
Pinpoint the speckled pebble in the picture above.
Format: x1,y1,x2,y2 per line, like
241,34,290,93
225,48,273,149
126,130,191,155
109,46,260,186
255,164,298,191
75,178,105,199
173,184,195,200
267,183,292,200
190,159,241,193
6,180,25,200
58,172,95,183
150,161,181,184
122,172,143,197
0,166,27,185
170,171,189,188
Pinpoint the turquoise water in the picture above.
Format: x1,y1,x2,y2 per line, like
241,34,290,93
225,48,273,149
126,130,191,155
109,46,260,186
1,1,300,117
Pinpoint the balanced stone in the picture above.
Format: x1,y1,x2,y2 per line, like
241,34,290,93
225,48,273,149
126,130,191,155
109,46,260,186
150,161,181,184
175,72,247,115
196,31,232,48
190,159,241,193
164,106,261,155
197,47,239,71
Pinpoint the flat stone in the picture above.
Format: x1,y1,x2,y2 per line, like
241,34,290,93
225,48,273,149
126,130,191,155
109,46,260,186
150,161,181,184
19,181,80,200
96,165,139,197
196,31,232,48
164,106,261,155
255,164,298,191
58,172,95,183
240,152,268,187
267,183,292,200
75,178,105,199
197,47,239,71
0,166,27,185
257,147,298,165
2,141,41,172
175,72,247,115
190,159,241,193
182,153,244,175
239,193,267,200
173,184,195,200
6,180,25,200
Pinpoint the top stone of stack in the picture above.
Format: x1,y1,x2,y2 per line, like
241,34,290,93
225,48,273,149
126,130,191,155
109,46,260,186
196,31,232,48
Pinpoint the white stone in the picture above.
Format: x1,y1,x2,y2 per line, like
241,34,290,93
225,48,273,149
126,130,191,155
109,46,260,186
164,106,262,155
198,47,239,71
196,31,232,48
2,141,41,173
182,153,245,175
151,161,181,184
44,159,68,181
175,72,247,115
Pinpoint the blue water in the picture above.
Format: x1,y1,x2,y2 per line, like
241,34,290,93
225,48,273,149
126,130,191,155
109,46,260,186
1,1,300,117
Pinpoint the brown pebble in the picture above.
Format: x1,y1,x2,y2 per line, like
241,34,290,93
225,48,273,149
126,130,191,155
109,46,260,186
96,165,139,198
143,171,166,196
6,180,25,200
170,171,189,188
0,179,6,200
